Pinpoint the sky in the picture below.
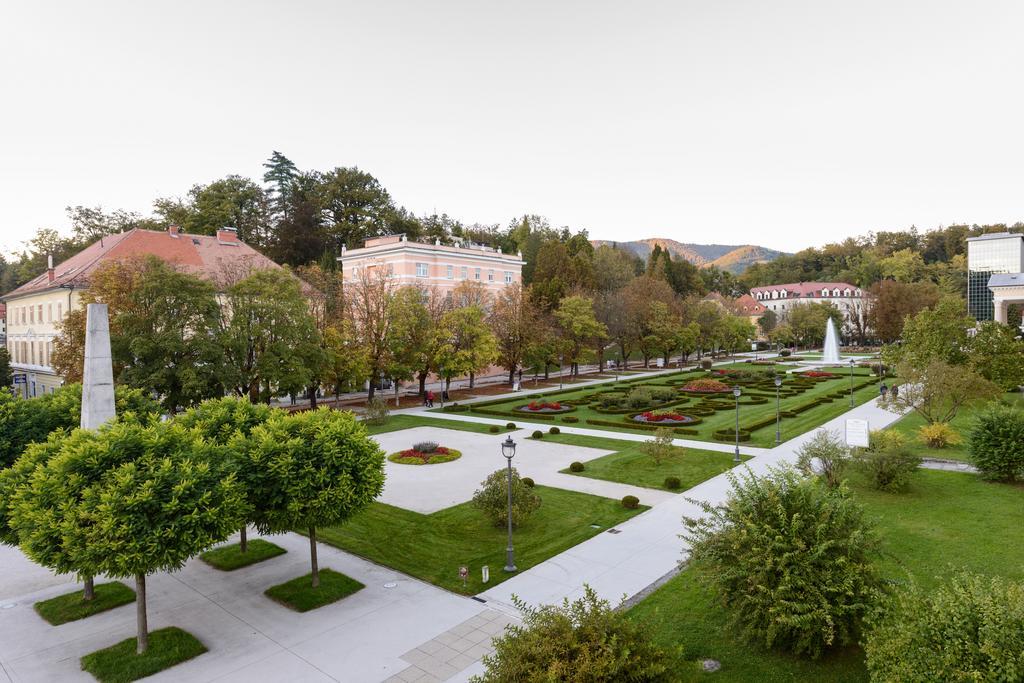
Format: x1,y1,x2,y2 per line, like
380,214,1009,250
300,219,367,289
2,0,1022,256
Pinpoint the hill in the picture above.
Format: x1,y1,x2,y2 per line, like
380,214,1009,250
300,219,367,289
590,238,787,273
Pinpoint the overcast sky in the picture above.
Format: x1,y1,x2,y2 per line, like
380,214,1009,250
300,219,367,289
2,0,1022,256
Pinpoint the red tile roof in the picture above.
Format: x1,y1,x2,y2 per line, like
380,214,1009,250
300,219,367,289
749,281,859,297
734,294,766,314
2,228,283,301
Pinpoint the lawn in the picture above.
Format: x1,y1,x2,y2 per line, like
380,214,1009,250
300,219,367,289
436,366,883,447
200,539,286,571
264,569,365,612
628,469,1024,681
886,392,1024,463
80,627,207,683
363,413,517,436
35,582,135,626
316,486,646,595
544,433,748,491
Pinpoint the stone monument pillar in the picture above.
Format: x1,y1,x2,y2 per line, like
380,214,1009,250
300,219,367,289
80,303,117,430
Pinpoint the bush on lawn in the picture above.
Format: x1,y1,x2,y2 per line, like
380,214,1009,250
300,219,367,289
475,586,671,682
364,396,390,425
795,429,850,489
664,476,681,490
625,388,653,409
701,359,713,369
506,422,516,429
863,572,1024,682
569,461,584,472
916,422,961,449
548,426,560,435
650,387,675,403
531,430,543,439
780,349,791,357
621,495,640,509
489,425,500,433
561,416,579,423
968,404,1024,482
683,466,882,658
641,428,676,465
853,430,921,492
472,468,541,528
412,441,439,454
521,477,535,488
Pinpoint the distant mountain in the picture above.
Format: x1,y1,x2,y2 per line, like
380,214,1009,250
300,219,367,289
590,238,787,274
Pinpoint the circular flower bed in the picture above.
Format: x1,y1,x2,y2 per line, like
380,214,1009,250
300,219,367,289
682,378,731,393
804,371,837,378
633,411,698,425
518,401,573,413
388,446,462,465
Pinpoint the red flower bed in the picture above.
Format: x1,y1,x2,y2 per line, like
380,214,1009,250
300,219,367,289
527,401,563,411
682,379,731,393
640,411,685,422
804,371,837,378
399,446,450,462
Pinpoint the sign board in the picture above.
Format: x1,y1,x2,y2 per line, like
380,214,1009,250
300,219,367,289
845,418,870,448
751,343,758,352
481,565,490,583
12,374,26,384
512,381,521,392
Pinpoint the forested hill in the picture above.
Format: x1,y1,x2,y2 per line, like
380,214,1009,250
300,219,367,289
590,239,787,274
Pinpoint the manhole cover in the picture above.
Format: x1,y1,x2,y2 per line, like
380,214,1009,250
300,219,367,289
607,528,622,535
383,582,398,589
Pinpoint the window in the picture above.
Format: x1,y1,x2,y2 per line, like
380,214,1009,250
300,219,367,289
47,303,52,323
460,266,468,279
416,262,428,278
474,267,481,280
446,265,454,279
505,271,513,284
37,305,42,321
29,307,34,324
488,269,494,282
57,302,62,321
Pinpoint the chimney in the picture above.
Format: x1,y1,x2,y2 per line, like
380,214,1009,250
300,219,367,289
47,254,55,282
216,226,240,245
168,225,182,238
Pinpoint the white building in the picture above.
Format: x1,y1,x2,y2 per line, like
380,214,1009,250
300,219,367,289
749,281,864,322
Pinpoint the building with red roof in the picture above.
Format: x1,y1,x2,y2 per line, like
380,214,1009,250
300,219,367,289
748,281,864,328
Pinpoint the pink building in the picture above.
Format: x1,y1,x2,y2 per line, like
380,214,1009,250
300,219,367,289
338,234,524,293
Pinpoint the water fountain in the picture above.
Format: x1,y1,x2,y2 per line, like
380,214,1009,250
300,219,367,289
821,317,841,365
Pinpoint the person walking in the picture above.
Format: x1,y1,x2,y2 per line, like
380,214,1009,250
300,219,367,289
427,390,435,408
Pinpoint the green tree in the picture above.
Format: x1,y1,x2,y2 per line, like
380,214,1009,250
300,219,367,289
386,286,434,402
0,348,11,388
889,359,1000,425
246,409,385,587
69,422,246,652
645,302,681,365
968,321,1024,390
788,302,843,348
471,467,541,528
346,265,399,401
885,296,973,368
489,284,533,385
879,248,927,282
435,306,499,389
757,309,778,335
317,167,395,254
154,176,271,247
553,295,606,376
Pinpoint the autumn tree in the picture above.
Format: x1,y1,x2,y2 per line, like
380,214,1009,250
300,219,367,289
346,266,399,400
554,296,606,376
435,305,499,389
867,280,941,344
489,284,533,385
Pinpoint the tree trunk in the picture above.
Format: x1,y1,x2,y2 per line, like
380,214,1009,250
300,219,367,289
543,364,550,380
367,381,375,401
309,526,320,588
83,575,95,601
248,380,259,403
309,385,318,409
136,574,148,654
240,526,248,553
469,372,475,389
508,368,515,385
418,371,427,397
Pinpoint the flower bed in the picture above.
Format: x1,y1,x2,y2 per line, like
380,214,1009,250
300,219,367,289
681,378,731,393
633,411,698,425
803,371,837,378
388,446,463,465
518,401,573,413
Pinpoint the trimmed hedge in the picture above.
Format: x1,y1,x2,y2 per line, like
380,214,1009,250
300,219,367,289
569,461,584,472
621,495,640,509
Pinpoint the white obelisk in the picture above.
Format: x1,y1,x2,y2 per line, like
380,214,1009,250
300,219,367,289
80,303,117,429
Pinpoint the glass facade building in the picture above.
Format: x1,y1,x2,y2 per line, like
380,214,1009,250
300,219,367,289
967,233,1024,320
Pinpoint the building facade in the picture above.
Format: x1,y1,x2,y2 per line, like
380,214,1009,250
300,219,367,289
966,232,1024,321
2,226,282,397
748,282,864,322
338,235,525,296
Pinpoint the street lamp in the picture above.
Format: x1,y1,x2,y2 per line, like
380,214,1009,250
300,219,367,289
732,386,742,463
774,375,782,446
439,366,445,410
848,358,856,408
501,437,517,573
559,354,565,390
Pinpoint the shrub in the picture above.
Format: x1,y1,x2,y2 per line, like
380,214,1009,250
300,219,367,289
916,422,960,449
506,422,516,429
598,393,625,409
521,477,535,488
561,416,578,423
621,495,640,509
548,426,560,435
664,476,681,490
780,349,791,357
701,359,713,369
471,467,541,528
682,378,731,393
795,429,850,488
569,461,584,472
364,396,390,425
863,572,1024,682
488,425,500,433
476,586,670,682
641,428,676,465
683,466,882,658
531,430,543,439
625,388,653,409
412,441,439,454
968,405,1024,482
852,430,921,492
650,387,675,402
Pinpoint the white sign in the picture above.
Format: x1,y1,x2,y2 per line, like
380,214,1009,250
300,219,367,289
845,418,870,448
481,565,490,583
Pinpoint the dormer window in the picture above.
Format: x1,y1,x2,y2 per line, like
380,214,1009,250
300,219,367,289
832,288,840,296
821,288,829,297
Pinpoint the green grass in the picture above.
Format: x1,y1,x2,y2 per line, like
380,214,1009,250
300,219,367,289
264,569,365,612
628,469,1024,681
316,486,646,594
35,582,135,625
200,539,286,571
80,627,207,683
545,433,748,491
887,393,1024,463
363,413,516,436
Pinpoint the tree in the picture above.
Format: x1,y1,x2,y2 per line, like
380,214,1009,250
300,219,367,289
0,347,11,388
641,428,677,465
435,306,499,389
489,284,532,385
768,322,795,349
968,405,1024,482
795,429,850,489
788,302,843,348
269,172,327,266
154,176,271,247
889,359,1001,425
553,296,606,376
219,268,322,403
644,302,681,366
471,467,541,528
879,248,927,282
691,299,727,358
317,167,395,254
262,150,299,223
885,296,973,368
346,265,399,401
866,280,941,344
475,586,671,682
386,286,434,402
721,315,757,354
68,421,246,653
968,321,1024,390
757,309,778,335
246,409,385,587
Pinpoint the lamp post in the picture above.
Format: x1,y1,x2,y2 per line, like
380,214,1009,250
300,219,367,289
501,437,517,572
732,386,742,463
559,354,565,390
848,358,856,408
774,375,782,446
439,366,445,410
